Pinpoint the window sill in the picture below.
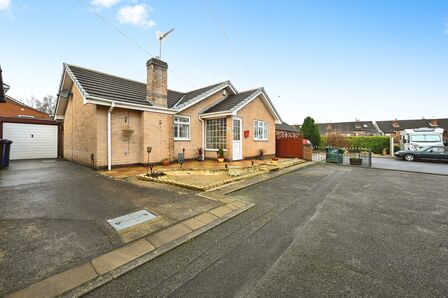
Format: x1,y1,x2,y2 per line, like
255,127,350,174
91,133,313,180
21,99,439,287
254,139,269,142
205,149,227,152
174,138,191,141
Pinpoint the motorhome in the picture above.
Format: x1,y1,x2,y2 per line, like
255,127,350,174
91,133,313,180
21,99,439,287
400,127,444,151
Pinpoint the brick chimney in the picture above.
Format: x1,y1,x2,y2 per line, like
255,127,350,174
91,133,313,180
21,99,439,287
146,58,168,108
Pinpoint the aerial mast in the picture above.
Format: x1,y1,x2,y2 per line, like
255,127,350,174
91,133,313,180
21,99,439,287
156,28,175,59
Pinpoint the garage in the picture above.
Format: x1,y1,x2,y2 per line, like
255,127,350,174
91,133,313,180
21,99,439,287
0,117,61,160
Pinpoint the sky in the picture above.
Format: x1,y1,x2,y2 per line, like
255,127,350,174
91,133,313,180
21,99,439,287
1,0,448,124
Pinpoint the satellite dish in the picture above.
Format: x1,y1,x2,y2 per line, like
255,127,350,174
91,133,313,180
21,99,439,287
156,31,163,41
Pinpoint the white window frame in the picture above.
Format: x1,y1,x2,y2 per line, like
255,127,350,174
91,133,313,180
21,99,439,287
205,118,227,151
254,120,268,141
174,115,191,141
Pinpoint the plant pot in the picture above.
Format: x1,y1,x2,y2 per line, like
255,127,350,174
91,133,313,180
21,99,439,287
217,157,225,163
259,156,264,160
161,159,170,166
349,158,362,165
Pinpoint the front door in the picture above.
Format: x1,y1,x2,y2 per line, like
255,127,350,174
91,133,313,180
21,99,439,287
232,117,243,160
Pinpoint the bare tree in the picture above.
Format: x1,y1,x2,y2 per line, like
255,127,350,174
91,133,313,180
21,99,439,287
23,95,56,116
35,95,56,115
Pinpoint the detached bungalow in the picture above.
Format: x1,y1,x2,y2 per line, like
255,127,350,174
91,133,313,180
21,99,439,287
54,58,282,169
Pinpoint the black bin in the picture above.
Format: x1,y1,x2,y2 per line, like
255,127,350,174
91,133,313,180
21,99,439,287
0,139,13,168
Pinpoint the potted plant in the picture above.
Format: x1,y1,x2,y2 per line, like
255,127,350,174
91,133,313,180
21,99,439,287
217,148,225,163
258,148,265,160
196,147,204,161
271,156,279,165
121,124,134,137
349,150,362,165
161,158,170,166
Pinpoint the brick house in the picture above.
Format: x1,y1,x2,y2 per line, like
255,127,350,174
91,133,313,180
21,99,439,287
376,118,448,142
0,95,50,119
54,58,282,170
317,120,379,136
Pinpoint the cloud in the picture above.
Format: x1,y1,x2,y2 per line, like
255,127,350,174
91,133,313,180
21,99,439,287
0,0,10,11
91,0,120,8
117,4,155,29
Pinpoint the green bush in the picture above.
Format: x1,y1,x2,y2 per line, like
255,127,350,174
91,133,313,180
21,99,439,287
347,136,390,154
317,135,391,154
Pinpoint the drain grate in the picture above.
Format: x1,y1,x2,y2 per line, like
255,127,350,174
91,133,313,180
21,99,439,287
107,210,157,231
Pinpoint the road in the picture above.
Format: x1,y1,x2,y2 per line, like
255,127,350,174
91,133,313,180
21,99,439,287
87,165,448,297
372,156,448,175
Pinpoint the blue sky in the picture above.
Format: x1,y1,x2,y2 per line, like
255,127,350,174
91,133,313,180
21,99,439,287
1,0,448,124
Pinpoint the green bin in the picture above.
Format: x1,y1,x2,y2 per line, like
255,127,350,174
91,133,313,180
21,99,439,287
326,148,344,164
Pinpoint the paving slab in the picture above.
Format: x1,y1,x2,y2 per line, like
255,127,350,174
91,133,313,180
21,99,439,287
182,218,207,230
7,263,97,298
194,212,219,225
209,206,233,218
91,239,155,275
147,223,192,248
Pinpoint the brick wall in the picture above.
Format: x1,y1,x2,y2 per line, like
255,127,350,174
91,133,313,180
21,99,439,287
140,111,174,163
1,97,49,118
63,86,97,166
96,107,142,167
303,146,313,161
237,96,276,158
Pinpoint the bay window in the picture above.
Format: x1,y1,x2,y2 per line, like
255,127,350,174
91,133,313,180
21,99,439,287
254,120,268,140
206,118,227,150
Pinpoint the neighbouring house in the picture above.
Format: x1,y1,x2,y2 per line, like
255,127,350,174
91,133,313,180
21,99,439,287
0,95,50,119
0,70,61,160
376,118,448,142
317,120,379,136
54,58,282,170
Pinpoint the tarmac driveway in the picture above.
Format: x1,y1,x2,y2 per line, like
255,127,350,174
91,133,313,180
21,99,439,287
372,156,448,175
0,159,220,295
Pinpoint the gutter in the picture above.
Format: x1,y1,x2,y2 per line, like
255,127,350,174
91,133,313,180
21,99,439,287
107,102,115,171
199,117,205,160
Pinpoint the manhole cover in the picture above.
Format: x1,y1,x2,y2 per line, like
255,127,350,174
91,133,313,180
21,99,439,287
107,210,157,231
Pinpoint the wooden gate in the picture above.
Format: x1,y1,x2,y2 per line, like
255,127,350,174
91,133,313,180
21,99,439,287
276,131,303,158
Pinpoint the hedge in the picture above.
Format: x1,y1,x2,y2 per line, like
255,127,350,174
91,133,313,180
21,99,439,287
320,136,391,154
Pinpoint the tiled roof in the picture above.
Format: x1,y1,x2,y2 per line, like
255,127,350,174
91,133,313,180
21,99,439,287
317,121,378,135
65,64,225,109
376,119,448,133
202,89,259,114
173,82,227,108
67,64,152,107
275,122,299,133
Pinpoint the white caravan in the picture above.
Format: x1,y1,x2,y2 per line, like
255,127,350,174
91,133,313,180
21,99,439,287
400,127,444,151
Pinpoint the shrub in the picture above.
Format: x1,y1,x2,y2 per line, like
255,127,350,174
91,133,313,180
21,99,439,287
301,116,321,146
347,136,390,154
318,135,391,154
326,134,350,148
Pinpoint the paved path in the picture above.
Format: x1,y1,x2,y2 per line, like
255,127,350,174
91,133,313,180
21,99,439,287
87,165,448,297
372,156,448,175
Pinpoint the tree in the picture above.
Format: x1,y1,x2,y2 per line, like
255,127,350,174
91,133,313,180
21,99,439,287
300,116,321,146
23,95,56,116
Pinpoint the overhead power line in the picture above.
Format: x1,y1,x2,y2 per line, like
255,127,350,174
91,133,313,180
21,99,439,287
202,0,258,85
76,0,196,88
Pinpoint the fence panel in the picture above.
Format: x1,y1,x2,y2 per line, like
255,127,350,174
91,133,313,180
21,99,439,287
276,132,303,158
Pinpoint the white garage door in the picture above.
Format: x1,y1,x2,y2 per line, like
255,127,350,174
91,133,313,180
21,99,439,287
3,123,58,160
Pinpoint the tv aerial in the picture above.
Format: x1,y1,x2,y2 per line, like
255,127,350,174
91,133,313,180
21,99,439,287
156,28,175,59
